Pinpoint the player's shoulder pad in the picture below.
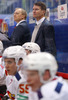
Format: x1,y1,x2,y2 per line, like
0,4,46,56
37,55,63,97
55,82,63,93
15,72,21,81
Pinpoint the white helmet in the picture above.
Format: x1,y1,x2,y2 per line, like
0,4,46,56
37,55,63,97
3,45,26,64
22,42,40,53
0,41,3,52
23,52,58,83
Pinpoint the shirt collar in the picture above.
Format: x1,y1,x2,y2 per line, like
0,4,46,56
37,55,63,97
16,20,26,26
36,17,45,25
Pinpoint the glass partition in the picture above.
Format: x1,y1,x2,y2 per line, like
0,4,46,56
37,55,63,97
0,0,68,74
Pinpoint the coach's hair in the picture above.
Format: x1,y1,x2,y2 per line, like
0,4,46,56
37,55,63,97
34,1,46,11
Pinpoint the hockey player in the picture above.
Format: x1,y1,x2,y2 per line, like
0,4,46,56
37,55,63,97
0,65,7,100
23,52,68,100
2,46,30,100
22,42,40,55
0,41,7,99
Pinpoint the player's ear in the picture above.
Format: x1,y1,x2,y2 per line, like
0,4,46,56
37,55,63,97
18,58,23,65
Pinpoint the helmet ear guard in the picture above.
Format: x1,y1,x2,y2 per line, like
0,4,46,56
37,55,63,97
23,52,58,84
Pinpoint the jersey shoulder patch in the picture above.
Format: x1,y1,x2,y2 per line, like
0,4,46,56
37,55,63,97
55,82,63,93
15,72,21,81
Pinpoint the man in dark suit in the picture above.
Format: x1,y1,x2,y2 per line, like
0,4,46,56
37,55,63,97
31,2,56,56
10,8,31,45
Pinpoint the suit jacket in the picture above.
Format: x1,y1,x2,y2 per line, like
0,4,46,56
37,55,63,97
10,21,31,45
34,19,56,56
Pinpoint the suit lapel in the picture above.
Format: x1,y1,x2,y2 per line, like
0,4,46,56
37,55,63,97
35,19,46,42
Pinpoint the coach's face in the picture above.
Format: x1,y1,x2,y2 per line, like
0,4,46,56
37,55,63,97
14,9,23,23
33,5,45,21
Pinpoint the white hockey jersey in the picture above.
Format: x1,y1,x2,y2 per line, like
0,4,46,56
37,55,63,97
0,57,2,65
6,70,30,100
38,76,68,100
28,76,68,100
0,65,7,86
0,56,6,85
0,56,5,66
28,89,39,100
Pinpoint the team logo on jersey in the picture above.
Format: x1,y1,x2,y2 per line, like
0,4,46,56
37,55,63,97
7,91,15,100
